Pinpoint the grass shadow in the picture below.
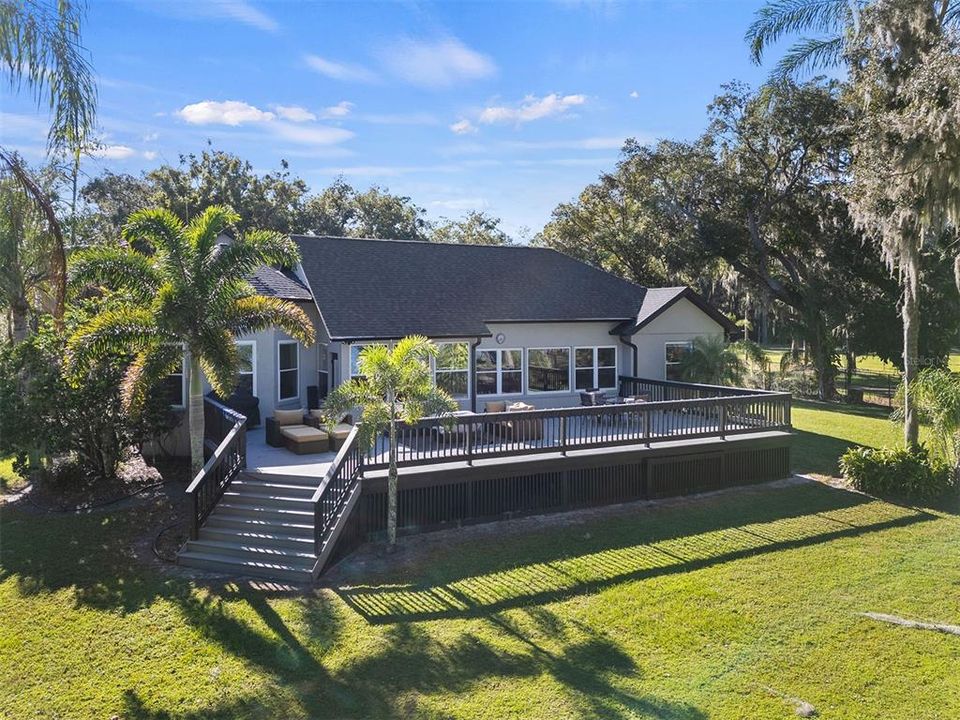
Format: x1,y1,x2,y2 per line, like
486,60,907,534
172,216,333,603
335,482,935,625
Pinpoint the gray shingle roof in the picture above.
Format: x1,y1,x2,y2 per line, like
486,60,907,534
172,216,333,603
249,265,313,301
292,236,728,341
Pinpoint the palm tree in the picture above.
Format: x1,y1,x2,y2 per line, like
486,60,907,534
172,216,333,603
1,0,98,314
322,337,458,547
67,206,315,474
748,0,960,447
676,335,756,386
0,173,53,342
906,368,960,477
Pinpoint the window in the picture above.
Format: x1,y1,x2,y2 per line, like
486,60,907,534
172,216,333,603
434,342,468,397
278,341,299,401
349,344,369,378
665,341,693,381
162,352,186,408
476,348,523,395
575,347,617,391
236,341,256,396
527,348,570,393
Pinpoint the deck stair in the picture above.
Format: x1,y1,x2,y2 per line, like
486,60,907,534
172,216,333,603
178,471,323,583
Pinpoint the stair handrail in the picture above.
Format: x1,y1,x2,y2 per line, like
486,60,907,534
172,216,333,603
185,398,247,540
311,424,364,557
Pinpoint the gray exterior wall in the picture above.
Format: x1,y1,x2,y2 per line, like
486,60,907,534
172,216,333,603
632,297,725,379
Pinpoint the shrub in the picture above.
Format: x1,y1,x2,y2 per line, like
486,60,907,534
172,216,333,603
839,445,956,500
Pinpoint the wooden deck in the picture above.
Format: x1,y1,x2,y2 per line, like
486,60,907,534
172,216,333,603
181,377,794,581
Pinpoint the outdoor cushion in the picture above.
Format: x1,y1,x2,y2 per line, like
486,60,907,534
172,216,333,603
273,408,304,426
329,423,353,439
484,401,507,413
508,402,535,412
280,424,328,444
308,408,325,421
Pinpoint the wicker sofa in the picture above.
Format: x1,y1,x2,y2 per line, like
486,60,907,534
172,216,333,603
266,408,329,455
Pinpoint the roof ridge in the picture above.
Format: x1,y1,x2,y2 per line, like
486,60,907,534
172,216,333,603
290,234,549,251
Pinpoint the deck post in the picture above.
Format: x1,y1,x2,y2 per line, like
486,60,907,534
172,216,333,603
560,415,567,455
642,410,650,447
719,403,726,440
466,421,474,466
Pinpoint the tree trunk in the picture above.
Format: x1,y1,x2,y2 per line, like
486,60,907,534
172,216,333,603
10,298,28,344
901,248,921,448
387,405,398,547
188,354,205,476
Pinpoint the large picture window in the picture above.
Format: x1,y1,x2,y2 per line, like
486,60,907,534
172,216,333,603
278,341,299,401
236,341,256,396
665,341,693,381
476,348,522,395
527,348,570,393
434,342,468,397
575,346,617,390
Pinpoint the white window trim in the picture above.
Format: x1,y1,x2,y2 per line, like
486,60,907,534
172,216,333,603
236,340,257,397
526,346,573,395
575,346,618,391
348,343,372,378
664,341,693,380
433,341,470,398
169,350,187,409
476,347,524,396
278,340,300,402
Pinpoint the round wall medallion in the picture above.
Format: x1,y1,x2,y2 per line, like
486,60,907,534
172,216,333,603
495,332,506,345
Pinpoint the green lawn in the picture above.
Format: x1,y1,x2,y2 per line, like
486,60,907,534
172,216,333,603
763,349,960,377
2,405,959,719
0,456,25,494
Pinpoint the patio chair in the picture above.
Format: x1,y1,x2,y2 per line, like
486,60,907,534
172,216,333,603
266,408,329,455
305,410,354,451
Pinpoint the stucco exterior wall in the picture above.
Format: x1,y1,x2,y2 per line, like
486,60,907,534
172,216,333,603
632,297,725,379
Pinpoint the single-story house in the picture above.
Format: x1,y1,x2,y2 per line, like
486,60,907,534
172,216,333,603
159,235,733,453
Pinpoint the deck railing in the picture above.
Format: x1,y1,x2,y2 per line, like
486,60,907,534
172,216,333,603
185,397,247,540
312,425,364,558
363,376,791,471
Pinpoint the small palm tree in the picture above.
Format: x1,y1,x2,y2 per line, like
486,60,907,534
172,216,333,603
904,368,960,477
323,336,458,547
677,335,757,386
67,206,315,474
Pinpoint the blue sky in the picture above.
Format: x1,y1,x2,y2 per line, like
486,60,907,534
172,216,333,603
2,0,777,236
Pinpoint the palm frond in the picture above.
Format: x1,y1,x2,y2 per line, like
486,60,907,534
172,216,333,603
187,204,240,278
772,35,847,79
69,245,160,300
67,306,163,373
122,341,182,411
746,0,851,64
194,328,240,398
223,295,315,346
122,208,192,285
207,229,301,285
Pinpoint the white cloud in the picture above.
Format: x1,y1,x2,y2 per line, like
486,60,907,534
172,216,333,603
480,94,586,125
91,145,137,160
304,54,379,83
177,100,275,126
360,112,438,125
143,150,159,160
271,122,354,146
274,105,317,122
449,119,476,135
503,135,628,150
141,0,279,33
210,0,279,32
175,98,355,147
142,132,159,141
430,197,489,211
629,90,639,99
378,37,495,89
320,101,353,119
